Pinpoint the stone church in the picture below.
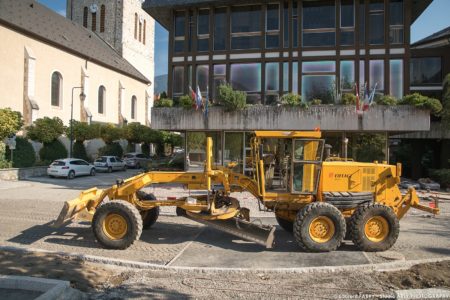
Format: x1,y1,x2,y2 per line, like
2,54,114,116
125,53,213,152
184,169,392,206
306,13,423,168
0,0,155,126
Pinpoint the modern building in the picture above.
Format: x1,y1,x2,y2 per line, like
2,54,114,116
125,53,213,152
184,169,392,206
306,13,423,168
144,0,447,178
0,0,154,126
145,0,431,103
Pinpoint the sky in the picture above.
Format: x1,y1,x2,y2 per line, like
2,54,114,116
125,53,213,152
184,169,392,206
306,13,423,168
38,0,450,78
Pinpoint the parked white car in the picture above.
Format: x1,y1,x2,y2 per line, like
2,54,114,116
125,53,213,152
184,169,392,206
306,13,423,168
94,156,126,172
123,152,152,169
47,159,96,179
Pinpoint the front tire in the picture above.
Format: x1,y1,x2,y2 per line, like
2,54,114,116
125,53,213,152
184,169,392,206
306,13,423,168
92,200,143,249
90,168,96,176
293,202,346,252
108,166,113,173
349,204,399,252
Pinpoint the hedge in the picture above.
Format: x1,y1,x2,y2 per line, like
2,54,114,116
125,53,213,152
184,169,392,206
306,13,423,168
39,139,68,164
5,137,36,168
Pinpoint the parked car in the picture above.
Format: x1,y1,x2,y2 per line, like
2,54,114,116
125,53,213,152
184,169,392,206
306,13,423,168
47,158,95,179
399,177,421,190
94,156,126,173
418,178,441,191
149,152,186,171
123,152,151,169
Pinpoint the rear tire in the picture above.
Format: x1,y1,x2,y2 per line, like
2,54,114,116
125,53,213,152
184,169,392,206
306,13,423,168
275,213,293,233
349,204,399,252
293,202,346,252
90,168,96,176
92,200,143,250
67,170,75,180
141,208,160,229
108,166,112,173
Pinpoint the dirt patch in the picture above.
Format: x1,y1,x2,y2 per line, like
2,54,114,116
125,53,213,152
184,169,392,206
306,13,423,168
0,250,126,292
377,261,450,290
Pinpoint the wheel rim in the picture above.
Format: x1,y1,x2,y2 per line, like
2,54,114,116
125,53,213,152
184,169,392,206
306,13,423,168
309,216,335,243
102,213,128,240
364,216,389,242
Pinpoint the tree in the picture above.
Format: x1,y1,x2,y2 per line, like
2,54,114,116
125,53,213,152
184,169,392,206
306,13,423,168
26,117,65,144
0,108,23,140
65,121,97,142
442,73,450,128
100,124,122,145
165,132,182,154
123,122,145,144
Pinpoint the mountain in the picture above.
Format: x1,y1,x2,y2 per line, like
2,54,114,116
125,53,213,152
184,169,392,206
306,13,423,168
154,74,168,95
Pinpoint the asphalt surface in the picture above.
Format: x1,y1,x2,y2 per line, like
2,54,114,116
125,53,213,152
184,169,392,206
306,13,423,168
0,171,449,269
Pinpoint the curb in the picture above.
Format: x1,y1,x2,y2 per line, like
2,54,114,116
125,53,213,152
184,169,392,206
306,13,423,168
0,275,85,300
1,245,450,275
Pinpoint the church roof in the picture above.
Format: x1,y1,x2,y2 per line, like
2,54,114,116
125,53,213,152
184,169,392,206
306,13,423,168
0,0,151,84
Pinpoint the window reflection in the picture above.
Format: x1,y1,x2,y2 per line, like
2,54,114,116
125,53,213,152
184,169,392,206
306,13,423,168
410,57,442,85
340,61,355,91
303,0,336,47
390,59,403,99
231,63,262,104
196,65,209,92
231,5,261,50
214,8,227,51
369,60,384,92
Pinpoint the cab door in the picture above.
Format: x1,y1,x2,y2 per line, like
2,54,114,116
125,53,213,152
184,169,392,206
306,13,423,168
291,139,324,194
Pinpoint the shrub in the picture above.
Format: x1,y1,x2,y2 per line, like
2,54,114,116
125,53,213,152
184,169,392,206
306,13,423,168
310,99,322,105
0,108,23,140
399,93,443,116
26,117,65,144
98,142,123,157
177,95,193,108
141,143,150,157
39,139,68,164
442,73,450,128
73,141,89,161
100,124,122,144
218,84,246,111
429,169,450,188
0,142,11,169
5,137,36,168
280,93,302,106
376,95,398,106
154,98,173,107
341,93,357,105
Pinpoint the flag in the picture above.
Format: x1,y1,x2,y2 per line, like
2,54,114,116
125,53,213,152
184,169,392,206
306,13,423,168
363,82,370,111
189,86,197,109
369,83,378,104
355,82,360,111
204,86,209,118
196,86,203,110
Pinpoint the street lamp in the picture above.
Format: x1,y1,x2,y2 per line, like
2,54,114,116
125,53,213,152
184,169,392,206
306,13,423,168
70,87,86,158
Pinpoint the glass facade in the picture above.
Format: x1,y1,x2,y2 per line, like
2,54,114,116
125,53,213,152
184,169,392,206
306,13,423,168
174,11,185,53
266,4,280,49
197,9,210,52
340,60,355,91
340,0,355,46
370,60,384,92
172,66,184,97
266,62,280,105
231,5,261,50
196,65,209,92
302,61,336,104
369,0,384,45
390,59,403,99
303,0,336,47
213,65,226,102
214,8,227,51
389,0,404,44
410,57,442,85
231,63,262,104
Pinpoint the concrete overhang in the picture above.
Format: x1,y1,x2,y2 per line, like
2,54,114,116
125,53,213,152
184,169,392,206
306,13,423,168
151,105,430,132
143,0,432,29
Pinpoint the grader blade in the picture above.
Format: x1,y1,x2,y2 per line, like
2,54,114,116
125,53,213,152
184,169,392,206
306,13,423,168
185,214,275,249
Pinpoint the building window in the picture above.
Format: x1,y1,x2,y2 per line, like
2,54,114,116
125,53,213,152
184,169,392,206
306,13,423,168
369,60,384,92
139,19,142,42
98,86,106,114
214,8,227,51
410,57,442,86
359,60,365,87
283,62,289,93
51,72,63,107
340,60,355,92
134,13,138,39
196,65,209,93
292,2,299,48
302,61,336,104
389,0,404,44
188,11,194,52
231,5,261,50
292,62,299,94
340,0,355,46
265,62,280,105
359,0,365,46
213,65,226,102
266,3,280,49
131,96,137,119
83,7,88,28
369,0,384,45
224,132,244,173
174,11,185,53
230,63,262,104
172,66,185,98
92,12,97,31
100,5,105,33
390,59,403,99
302,0,336,47
143,20,146,45
283,2,289,48
197,9,210,52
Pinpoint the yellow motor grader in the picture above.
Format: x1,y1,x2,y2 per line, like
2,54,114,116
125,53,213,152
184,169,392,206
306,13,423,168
53,131,439,252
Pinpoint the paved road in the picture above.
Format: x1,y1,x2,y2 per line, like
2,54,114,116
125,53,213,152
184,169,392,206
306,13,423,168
0,173,449,268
